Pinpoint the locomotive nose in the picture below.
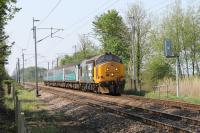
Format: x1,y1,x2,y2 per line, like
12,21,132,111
106,64,120,78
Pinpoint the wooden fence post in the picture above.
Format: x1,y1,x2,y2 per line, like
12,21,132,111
17,100,21,133
14,86,27,133
7,83,11,95
15,96,18,123
12,85,15,101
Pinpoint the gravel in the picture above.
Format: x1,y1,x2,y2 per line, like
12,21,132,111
28,90,163,133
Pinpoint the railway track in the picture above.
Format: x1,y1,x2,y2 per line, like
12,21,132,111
25,83,200,132
122,95,200,112
25,82,200,112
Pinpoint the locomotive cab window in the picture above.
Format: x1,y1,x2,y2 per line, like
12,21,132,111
96,53,122,65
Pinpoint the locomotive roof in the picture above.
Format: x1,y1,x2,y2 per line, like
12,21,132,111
47,52,117,71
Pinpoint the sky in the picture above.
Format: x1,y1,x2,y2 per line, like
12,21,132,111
5,0,197,75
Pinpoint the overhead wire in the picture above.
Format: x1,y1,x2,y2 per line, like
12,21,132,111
62,0,118,33
37,0,62,26
61,0,174,42
54,0,175,59
58,0,121,43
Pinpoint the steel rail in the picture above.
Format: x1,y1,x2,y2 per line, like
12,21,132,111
123,95,200,111
25,82,200,111
25,84,197,133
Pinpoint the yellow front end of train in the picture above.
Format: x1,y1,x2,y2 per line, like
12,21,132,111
94,53,125,95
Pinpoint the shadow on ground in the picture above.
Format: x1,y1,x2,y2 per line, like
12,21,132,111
123,89,146,96
0,87,15,133
25,100,141,133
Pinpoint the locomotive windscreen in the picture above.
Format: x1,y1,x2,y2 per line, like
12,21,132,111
96,53,122,65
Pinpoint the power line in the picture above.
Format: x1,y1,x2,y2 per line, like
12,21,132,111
61,0,121,41
37,0,62,26
62,0,117,32
67,0,171,42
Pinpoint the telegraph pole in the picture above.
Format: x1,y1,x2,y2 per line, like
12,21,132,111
52,61,54,69
130,16,137,91
73,45,77,61
33,17,40,97
22,49,26,85
16,63,18,82
17,58,20,83
48,62,49,70
32,17,63,97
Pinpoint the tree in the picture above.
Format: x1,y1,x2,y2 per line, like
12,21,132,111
93,9,130,63
12,66,46,82
60,34,100,65
77,34,100,59
127,3,151,90
143,56,174,90
161,1,200,77
60,55,74,65
0,0,20,85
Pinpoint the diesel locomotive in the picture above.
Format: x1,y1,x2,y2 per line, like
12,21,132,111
44,52,125,95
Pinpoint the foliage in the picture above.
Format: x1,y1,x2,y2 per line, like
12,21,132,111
157,77,200,97
140,1,200,92
161,1,200,76
93,9,130,63
143,56,174,90
127,3,151,90
12,66,46,82
56,2,200,95
60,34,100,65
0,0,20,86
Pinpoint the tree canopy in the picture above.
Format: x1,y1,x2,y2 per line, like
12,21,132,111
0,0,19,85
12,66,46,82
60,34,100,65
93,9,130,63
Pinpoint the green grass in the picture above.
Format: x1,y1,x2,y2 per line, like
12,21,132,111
145,92,200,105
3,82,61,132
17,88,37,111
4,83,38,111
5,83,60,132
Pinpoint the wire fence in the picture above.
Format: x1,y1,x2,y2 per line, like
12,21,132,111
152,84,176,99
9,84,27,133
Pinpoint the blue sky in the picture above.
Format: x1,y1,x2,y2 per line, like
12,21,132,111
5,0,197,74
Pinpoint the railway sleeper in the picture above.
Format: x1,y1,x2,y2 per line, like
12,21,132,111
87,103,192,133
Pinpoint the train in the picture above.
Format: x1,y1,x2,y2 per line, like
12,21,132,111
43,52,125,95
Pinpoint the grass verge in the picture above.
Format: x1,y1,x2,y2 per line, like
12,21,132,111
145,92,200,105
4,83,59,132
4,83,37,111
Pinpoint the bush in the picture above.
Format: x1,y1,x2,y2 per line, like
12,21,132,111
143,56,174,91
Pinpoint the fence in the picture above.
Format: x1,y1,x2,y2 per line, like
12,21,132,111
11,84,27,133
152,85,170,99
